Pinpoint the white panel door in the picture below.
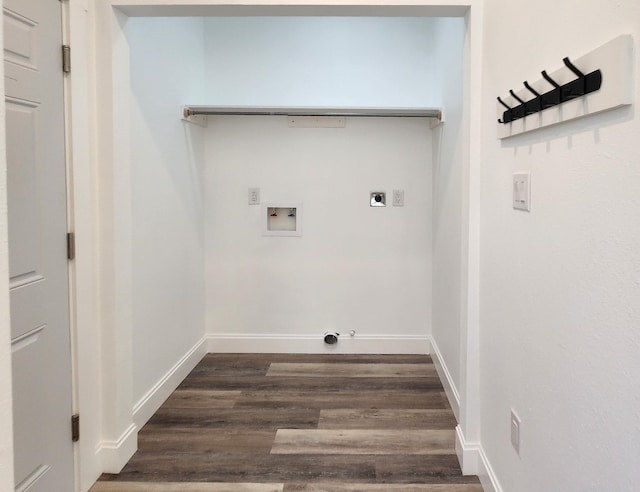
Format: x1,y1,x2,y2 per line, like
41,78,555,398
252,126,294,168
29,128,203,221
4,0,74,490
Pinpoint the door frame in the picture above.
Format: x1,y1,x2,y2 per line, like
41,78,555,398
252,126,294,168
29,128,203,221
85,0,483,478
0,6,16,490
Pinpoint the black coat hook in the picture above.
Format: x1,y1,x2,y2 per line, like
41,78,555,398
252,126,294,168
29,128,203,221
563,57,585,78
497,97,512,124
523,81,540,97
497,58,602,125
523,81,541,114
561,57,586,100
511,87,539,116
541,70,561,88
509,90,526,119
540,71,562,108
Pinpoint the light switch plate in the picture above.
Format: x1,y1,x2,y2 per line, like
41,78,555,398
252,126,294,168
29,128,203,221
513,173,531,211
510,409,521,456
248,188,260,205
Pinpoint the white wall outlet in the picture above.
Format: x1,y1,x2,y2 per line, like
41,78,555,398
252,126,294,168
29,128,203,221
510,409,522,456
392,189,405,207
513,173,530,211
248,188,260,205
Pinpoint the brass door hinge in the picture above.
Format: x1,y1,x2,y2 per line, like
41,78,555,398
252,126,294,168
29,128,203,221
71,414,80,442
62,45,71,73
67,232,75,260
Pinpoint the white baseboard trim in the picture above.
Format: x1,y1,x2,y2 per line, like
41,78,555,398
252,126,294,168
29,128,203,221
96,423,137,474
132,335,208,429
455,425,502,492
430,337,460,421
478,445,503,492
455,424,479,475
206,333,432,355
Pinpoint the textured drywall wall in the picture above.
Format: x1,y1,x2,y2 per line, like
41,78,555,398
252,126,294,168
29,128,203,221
126,17,207,403
205,116,433,349
431,16,466,398
480,1,640,490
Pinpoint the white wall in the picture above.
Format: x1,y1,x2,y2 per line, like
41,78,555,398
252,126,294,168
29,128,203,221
201,16,457,352
125,17,207,405
203,16,440,107
205,116,433,351
430,17,466,408
480,1,640,490
0,12,16,491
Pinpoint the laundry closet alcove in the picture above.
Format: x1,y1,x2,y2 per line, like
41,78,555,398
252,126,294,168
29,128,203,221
117,13,467,431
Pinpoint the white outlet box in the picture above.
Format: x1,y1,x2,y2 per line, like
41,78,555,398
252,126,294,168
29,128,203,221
510,409,521,456
263,203,302,237
513,173,530,211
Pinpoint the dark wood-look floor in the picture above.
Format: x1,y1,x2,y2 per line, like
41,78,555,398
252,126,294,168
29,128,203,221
91,354,482,492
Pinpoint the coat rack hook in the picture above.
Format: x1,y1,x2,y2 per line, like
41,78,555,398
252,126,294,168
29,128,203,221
541,70,561,89
562,57,585,78
509,90,525,105
497,97,511,111
523,81,540,97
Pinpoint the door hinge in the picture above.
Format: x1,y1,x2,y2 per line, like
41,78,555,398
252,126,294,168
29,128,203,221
62,45,71,73
71,414,80,442
67,232,75,260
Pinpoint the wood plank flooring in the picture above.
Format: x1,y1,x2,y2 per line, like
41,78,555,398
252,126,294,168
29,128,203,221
91,354,482,492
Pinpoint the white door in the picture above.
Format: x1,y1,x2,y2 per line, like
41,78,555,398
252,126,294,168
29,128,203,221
4,0,74,489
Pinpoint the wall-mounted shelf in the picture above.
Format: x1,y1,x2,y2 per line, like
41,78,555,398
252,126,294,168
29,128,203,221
181,105,443,127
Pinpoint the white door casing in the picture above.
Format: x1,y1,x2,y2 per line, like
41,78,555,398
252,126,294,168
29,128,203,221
4,0,74,489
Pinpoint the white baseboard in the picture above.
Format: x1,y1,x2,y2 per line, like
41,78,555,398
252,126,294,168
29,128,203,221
96,423,137,474
132,336,208,429
206,333,432,354
477,445,503,492
455,425,502,492
430,337,460,421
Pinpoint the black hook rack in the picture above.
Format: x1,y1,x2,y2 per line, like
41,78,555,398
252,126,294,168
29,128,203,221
497,57,602,124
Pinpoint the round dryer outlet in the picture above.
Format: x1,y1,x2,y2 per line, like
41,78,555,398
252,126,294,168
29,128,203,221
324,332,339,344
370,192,386,207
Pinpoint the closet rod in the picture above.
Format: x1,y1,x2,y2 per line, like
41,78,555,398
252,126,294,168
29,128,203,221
183,106,442,120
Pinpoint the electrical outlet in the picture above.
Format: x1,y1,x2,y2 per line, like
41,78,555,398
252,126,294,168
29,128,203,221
248,188,260,205
510,409,521,456
392,189,405,207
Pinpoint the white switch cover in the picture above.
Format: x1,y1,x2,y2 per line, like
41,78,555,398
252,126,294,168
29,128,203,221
513,173,531,211
248,188,260,205
392,189,405,207
510,409,522,456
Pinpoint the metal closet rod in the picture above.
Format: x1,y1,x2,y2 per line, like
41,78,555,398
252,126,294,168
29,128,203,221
183,106,442,120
